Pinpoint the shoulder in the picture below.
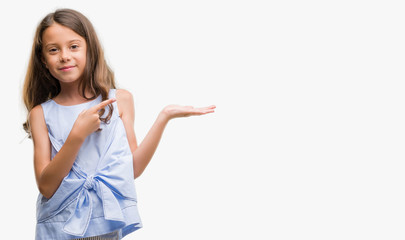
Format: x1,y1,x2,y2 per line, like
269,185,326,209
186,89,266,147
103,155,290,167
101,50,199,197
116,89,133,101
115,89,134,118
29,105,44,124
29,105,48,141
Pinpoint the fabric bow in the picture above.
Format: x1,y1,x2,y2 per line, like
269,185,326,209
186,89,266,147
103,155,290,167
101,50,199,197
61,165,126,236
39,130,137,237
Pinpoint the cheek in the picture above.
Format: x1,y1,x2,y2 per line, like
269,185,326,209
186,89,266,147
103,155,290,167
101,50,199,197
43,56,56,68
79,55,87,67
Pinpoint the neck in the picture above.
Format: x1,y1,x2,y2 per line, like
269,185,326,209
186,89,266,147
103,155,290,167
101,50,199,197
54,81,95,104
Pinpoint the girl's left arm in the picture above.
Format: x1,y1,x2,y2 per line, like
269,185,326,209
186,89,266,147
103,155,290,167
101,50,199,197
116,89,215,179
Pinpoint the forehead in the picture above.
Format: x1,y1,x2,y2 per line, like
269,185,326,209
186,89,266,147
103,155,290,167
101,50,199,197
42,23,85,45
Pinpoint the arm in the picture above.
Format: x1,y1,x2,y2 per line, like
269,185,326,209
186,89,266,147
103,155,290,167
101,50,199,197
30,99,116,199
30,105,85,199
132,113,168,179
116,89,216,179
116,90,171,178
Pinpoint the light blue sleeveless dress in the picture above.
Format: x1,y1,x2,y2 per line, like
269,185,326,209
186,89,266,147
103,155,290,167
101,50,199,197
36,89,142,240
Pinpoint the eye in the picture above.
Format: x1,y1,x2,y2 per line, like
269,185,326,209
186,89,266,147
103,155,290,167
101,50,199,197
71,44,79,50
47,48,58,54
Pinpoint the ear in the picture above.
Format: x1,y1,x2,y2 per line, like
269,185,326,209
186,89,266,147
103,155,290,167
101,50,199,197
41,57,48,69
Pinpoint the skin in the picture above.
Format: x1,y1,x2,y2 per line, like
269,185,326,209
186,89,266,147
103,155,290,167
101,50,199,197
30,23,216,199
41,23,91,103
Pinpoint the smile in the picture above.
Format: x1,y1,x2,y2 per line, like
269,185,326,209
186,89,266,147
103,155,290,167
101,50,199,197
59,66,75,71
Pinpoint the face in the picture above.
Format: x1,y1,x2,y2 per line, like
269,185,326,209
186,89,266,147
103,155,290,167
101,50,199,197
42,23,87,84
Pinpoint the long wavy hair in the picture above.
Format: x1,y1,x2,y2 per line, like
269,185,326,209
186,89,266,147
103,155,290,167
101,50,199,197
22,8,115,138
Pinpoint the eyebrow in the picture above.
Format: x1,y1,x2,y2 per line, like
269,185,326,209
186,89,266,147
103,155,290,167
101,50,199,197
44,39,83,48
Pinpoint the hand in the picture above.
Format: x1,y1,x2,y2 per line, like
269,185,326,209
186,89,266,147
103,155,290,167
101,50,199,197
161,104,216,120
71,98,117,139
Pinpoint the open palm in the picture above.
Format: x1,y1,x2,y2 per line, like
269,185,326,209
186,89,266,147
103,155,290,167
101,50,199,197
162,104,216,120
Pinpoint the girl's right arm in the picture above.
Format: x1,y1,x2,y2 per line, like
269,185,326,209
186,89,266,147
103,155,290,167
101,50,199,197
29,98,116,199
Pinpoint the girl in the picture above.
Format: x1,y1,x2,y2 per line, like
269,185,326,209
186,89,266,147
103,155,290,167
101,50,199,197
22,8,215,240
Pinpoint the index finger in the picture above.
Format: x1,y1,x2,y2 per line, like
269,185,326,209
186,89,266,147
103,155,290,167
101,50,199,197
91,98,116,112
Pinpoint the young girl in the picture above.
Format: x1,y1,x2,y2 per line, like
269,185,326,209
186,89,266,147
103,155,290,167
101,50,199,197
22,8,215,240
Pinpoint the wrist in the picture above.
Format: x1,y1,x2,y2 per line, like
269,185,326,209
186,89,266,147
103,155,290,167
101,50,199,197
158,110,171,124
69,129,87,143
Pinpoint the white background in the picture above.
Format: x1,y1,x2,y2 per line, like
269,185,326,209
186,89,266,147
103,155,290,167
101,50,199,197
1,0,404,239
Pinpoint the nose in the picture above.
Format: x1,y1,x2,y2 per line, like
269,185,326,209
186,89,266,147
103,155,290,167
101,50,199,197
59,50,71,62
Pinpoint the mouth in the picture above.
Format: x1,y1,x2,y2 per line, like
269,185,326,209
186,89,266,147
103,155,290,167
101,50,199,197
59,66,75,71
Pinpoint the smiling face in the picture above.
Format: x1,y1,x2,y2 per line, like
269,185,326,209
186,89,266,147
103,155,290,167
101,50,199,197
42,23,87,84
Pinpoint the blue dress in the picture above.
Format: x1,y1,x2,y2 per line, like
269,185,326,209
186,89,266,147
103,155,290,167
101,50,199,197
35,89,142,239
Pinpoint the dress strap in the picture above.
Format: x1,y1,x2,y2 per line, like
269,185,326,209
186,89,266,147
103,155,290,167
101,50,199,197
108,89,120,118
108,88,117,99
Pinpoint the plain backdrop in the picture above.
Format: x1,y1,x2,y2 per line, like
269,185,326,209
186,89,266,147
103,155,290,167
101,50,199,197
1,0,404,239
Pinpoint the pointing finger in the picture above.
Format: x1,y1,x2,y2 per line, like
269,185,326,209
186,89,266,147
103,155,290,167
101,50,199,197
91,98,116,112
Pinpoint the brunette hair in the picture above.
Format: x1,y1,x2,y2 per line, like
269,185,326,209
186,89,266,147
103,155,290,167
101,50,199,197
22,8,115,138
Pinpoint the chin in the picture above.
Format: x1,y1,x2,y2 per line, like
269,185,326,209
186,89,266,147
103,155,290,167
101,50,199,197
56,78,81,84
